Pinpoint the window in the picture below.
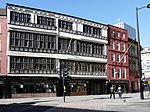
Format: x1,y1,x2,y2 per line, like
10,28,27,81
10,11,31,23
93,27,101,35
110,40,114,49
116,42,120,50
37,16,55,26
122,55,126,63
147,65,150,70
121,32,125,38
112,68,115,78
83,25,101,36
116,54,120,62
58,20,72,30
121,43,125,51
83,25,92,34
110,30,114,36
122,68,126,79
111,53,115,61
116,32,120,37
10,56,56,73
117,68,121,78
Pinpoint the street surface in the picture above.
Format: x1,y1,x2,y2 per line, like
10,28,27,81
0,92,150,112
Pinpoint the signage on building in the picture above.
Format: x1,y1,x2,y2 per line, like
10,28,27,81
148,80,150,85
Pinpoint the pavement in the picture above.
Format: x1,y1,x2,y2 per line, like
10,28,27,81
0,91,150,112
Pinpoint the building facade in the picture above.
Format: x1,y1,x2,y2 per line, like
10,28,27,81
128,38,139,92
0,3,108,98
107,25,129,93
141,47,150,78
115,21,136,40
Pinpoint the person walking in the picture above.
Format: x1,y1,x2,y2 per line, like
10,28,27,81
110,85,115,99
117,85,122,98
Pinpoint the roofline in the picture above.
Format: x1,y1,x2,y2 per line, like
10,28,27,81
108,24,128,31
6,3,107,27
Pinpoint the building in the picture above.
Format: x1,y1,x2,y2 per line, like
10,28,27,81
0,3,108,98
0,8,7,99
128,38,139,92
141,47,150,78
107,25,129,93
115,21,139,92
115,21,136,40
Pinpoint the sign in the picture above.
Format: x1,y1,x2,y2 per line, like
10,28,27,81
0,81,3,84
148,80,150,85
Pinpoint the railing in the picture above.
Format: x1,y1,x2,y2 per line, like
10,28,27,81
58,50,107,59
70,71,106,76
10,20,57,31
58,28,107,40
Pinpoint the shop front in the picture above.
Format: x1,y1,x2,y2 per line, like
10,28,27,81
9,77,57,98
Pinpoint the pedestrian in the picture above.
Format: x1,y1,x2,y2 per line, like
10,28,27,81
117,85,122,98
110,85,115,99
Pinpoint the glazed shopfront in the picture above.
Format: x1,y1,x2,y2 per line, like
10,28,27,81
9,77,57,98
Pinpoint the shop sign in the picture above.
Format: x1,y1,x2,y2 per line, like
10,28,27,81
148,80,150,85
0,81,3,84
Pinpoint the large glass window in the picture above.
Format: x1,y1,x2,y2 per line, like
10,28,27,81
58,20,72,30
37,16,55,27
10,11,31,23
10,56,56,74
9,31,56,52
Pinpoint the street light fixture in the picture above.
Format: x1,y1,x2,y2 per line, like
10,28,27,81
136,3,150,100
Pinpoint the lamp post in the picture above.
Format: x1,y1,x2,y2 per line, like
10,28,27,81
136,3,150,100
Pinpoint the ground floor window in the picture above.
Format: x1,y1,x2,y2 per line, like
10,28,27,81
11,79,56,94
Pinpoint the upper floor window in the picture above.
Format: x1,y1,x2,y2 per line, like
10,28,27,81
110,30,114,36
116,42,120,50
111,53,115,61
116,54,120,62
58,20,73,30
116,68,121,78
116,32,120,37
93,27,101,35
83,25,101,35
83,25,92,34
121,43,125,51
37,16,55,26
10,11,31,23
121,32,125,38
110,40,114,49
122,55,126,63
122,68,126,79
112,68,115,78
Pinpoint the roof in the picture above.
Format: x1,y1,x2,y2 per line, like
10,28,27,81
0,8,6,16
6,3,107,27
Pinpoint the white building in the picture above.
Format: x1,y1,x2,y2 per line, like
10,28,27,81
115,21,136,40
141,47,150,78
0,3,108,98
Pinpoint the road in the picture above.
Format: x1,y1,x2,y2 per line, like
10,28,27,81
0,92,150,112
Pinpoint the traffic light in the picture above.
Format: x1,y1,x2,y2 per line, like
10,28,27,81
63,68,71,80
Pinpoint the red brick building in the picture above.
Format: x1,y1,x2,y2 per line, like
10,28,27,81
0,9,8,98
107,25,129,93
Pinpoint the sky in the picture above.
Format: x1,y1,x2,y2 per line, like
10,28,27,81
0,0,150,47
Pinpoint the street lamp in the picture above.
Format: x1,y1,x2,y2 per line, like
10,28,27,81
136,3,150,100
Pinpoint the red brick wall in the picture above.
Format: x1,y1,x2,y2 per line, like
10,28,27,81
0,16,7,75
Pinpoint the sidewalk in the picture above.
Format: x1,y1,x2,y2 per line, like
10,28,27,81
108,91,150,105
0,92,149,108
